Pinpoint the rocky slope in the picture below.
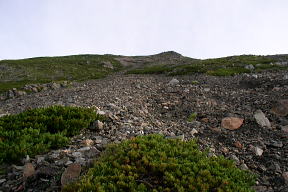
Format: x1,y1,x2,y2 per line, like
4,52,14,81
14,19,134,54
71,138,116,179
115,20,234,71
0,70,288,191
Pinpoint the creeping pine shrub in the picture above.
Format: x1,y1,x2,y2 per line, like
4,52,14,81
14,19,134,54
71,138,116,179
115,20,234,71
63,134,256,192
0,105,102,163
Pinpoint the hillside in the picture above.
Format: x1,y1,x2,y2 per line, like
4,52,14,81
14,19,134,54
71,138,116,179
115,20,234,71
1,52,287,97
0,52,288,191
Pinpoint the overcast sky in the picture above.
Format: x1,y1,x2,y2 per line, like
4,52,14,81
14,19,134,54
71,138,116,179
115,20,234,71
0,0,287,60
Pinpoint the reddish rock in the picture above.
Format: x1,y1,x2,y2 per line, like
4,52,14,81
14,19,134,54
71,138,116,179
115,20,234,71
234,141,243,149
221,117,244,130
23,163,35,179
61,163,81,186
271,99,288,116
200,118,209,123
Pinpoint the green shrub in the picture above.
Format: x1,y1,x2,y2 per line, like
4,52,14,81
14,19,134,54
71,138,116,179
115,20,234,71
206,67,250,76
168,64,207,76
63,134,256,192
0,105,103,163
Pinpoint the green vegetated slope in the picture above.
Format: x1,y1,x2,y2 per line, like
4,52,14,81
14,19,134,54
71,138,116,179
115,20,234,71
127,54,288,76
0,54,122,93
0,105,103,164
1,52,287,94
63,134,256,192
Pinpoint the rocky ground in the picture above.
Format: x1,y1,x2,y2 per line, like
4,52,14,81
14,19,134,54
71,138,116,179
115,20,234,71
0,71,288,192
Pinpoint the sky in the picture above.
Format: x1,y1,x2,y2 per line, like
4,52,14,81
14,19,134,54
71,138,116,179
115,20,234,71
0,0,288,60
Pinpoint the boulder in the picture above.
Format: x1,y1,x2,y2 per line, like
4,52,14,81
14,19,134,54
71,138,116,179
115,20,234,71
221,117,244,130
253,146,264,156
168,78,179,86
244,64,255,70
254,110,271,128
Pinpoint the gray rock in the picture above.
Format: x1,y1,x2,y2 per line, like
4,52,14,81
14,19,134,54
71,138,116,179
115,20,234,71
284,74,288,80
190,128,198,136
239,163,249,170
71,152,82,158
75,157,86,165
244,64,255,70
254,146,264,156
97,110,106,115
84,147,100,158
269,140,283,148
50,82,61,90
78,147,91,152
7,90,15,98
254,110,271,128
55,157,70,166
0,109,9,118
0,178,6,184
230,155,240,164
107,103,121,111
50,152,60,159
94,136,103,144
188,121,201,129
31,87,39,93
252,74,258,78
168,78,179,86
0,94,6,100
65,161,73,166
36,156,45,164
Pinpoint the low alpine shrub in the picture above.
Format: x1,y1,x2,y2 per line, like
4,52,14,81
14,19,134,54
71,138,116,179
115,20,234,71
63,134,256,192
0,105,102,163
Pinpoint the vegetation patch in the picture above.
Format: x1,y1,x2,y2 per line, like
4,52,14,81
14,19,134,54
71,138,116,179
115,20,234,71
187,112,198,122
0,54,122,93
63,134,256,192
206,67,250,76
0,105,103,164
